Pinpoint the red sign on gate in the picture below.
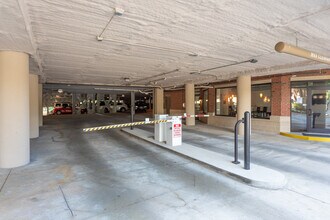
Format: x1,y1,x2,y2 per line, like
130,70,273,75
173,124,182,137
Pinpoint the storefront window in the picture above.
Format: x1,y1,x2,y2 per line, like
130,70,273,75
203,90,208,113
215,87,237,116
251,84,271,119
195,89,201,113
291,82,308,132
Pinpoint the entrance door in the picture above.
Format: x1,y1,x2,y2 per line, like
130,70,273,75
307,87,330,133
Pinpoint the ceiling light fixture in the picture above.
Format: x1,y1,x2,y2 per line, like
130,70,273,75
190,59,258,75
275,42,330,65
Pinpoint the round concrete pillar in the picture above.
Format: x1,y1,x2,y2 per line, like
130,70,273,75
154,88,164,114
185,83,195,126
237,75,251,135
0,51,30,168
30,74,39,138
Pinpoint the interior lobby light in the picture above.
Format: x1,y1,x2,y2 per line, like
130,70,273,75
260,93,263,98
275,42,330,65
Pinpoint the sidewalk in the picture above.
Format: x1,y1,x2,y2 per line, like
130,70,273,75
122,127,287,190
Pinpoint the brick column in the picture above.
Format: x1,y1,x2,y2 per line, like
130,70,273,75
271,75,291,116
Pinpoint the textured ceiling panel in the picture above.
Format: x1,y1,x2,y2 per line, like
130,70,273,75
0,0,329,86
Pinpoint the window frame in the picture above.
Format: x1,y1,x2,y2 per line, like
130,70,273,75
215,86,237,117
251,83,272,120
202,89,208,114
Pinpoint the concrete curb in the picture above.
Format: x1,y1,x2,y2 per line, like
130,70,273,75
122,128,287,190
280,132,330,142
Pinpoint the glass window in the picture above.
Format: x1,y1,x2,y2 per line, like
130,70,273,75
251,84,271,119
203,90,208,113
291,86,307,132
195,89,201,113
215,87,237,116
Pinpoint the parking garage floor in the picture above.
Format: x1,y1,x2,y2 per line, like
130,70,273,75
0,114,329,220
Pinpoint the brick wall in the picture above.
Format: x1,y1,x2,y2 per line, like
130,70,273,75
271,75,291,116
164,90,185,110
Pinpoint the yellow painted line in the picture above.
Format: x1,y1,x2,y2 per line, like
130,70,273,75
280,132,330,142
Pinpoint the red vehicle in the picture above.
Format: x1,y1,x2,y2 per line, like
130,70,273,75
53,103,72,115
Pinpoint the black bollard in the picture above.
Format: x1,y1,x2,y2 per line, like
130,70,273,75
244,111,251,170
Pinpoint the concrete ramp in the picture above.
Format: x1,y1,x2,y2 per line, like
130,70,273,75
122,128,286,190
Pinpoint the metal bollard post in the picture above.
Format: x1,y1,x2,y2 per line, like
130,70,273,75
233,119,243,164
244,111,251,170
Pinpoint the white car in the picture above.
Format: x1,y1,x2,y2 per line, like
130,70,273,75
98,100,128,113
110,101,128,112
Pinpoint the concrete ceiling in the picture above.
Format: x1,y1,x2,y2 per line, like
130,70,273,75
1,0,330,87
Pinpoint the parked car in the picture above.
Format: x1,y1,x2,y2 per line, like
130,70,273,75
135,101,148,112
97,100,128,113
75,106,88,114
110,101,128,112
98,101,110,113
53,103,72,115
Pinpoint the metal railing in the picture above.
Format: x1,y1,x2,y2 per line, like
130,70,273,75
232,111,251,170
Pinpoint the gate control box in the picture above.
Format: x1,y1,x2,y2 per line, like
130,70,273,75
165,116,182,146
154,114,168,142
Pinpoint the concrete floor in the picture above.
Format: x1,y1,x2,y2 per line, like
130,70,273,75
0,113,329,220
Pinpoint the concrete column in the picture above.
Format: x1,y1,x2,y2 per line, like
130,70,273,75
96,93,101,113
185,83,195,126
0,51,30,168
154,88,164,114
38,84,43,126
86,93,93,114
30,74,39,138
112,94,117,113
91,94,96,113
237,75,251,135
71,93,76,114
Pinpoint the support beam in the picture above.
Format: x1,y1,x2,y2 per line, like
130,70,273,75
0,51,30,168
237,75,251,135
96,93,101,113
30,74,39,138
154,88,164,114
185,83,195,126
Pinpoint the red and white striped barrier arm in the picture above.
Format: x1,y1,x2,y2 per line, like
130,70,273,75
180,113,209,118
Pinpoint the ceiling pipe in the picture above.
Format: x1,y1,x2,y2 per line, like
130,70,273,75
130,69,179,84
190,59,258,75
275,42,330,65
97,7,125,41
